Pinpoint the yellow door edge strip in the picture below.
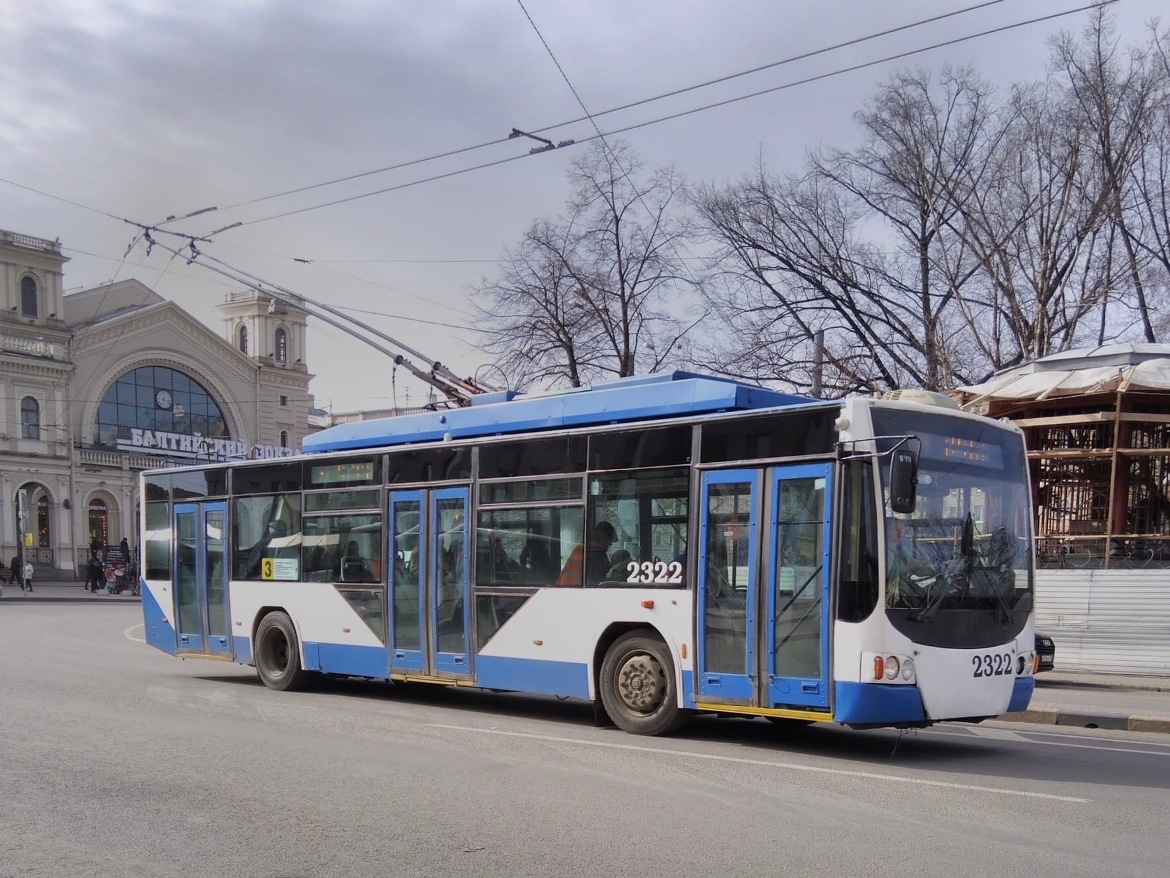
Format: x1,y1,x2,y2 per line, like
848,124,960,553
390,673,474,686
694,702,831,722
177,652,237,662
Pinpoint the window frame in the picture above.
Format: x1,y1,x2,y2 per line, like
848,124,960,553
21,276,38,317
20,395,41,439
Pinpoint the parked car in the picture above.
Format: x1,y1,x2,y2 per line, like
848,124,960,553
1035,633,1056,672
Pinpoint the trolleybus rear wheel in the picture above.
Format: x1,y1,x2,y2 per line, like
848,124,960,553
255,611,308,691
599,631,689,736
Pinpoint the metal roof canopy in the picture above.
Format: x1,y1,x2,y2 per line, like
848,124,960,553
303,371,816,453
956,344,1170,405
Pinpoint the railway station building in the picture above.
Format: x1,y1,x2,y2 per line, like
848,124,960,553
1,228,314,576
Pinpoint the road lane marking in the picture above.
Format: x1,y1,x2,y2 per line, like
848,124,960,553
934,726,1170,756
125,623,145,643
429,723,1089,802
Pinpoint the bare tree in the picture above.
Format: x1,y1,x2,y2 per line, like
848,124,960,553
473,140,698,388
473,218,602,388
695,68,998,394
1052,7,1169,342
953,78,1113,368
1128,22,1170,337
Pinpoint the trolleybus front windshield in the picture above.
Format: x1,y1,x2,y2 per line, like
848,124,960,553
873,407,1033,649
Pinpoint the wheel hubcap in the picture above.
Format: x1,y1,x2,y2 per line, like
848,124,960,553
266,632,289,673
616,653,665,714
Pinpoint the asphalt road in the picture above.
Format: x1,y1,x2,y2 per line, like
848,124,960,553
2,603,1169,878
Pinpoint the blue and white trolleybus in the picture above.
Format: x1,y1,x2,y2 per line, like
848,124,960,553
140,372,1038,735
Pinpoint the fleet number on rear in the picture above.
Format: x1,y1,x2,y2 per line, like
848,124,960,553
972,652,1013,677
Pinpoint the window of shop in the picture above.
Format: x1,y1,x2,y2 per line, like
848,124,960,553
37,496,50,547
20,396,40,439
275,328,287,363
94,366,230,452
88,499,109,548
21,276,37,317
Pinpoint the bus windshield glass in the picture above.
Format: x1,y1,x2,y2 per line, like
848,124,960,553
873,406,1033,648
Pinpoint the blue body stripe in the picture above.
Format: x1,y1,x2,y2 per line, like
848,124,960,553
1008,676,1035,712
833,682,927,724
233,635,252,664
475,655,591,699
142,585,176,655
314,642,391,679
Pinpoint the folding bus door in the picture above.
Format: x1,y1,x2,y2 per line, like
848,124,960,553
173,501,231,657
388,487,472,679
696,470,761,701
764,464,832,709
388,492,425,672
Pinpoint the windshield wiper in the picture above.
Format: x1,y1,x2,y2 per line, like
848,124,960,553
914,513,976,623
913,554,967,622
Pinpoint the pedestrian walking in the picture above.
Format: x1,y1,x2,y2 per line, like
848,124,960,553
22,559,33,593
85,552,103,592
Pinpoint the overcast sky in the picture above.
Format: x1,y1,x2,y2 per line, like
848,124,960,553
2,0,1164,414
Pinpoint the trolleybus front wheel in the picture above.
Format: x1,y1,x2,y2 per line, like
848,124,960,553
599,631,689,736
255,611,308,692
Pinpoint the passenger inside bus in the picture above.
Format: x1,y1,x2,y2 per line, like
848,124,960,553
604,548,632,582
341,540,374,582
519,524,556,580
555,520,616,586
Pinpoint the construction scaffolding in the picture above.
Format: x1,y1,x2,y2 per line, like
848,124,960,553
954,345,1170,570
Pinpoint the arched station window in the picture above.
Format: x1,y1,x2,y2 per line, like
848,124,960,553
94,366,230,448
275,327,288,364
239,324,248,354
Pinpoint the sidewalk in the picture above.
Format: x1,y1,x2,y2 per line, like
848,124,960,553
5,576,1170,733
0,575,139,603
1006,669,1170,734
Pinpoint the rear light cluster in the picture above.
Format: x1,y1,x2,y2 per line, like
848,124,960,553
866,653,916,684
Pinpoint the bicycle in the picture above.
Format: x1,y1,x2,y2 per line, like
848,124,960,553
1111,539,1169,568
1036,540,1070,568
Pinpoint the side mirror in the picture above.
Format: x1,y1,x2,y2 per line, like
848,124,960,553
889,449,918,514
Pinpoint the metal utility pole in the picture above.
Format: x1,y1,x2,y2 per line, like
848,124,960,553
16,487,29,585
811,330,825,398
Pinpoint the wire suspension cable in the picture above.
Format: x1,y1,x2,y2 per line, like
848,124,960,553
143,232,496,405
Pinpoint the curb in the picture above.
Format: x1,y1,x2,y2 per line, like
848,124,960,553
0,587,139,604
1004,708,1170,734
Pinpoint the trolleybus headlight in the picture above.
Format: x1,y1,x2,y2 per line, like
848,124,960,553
1017,655,1027,675
901,658,914,681
884,655,900,680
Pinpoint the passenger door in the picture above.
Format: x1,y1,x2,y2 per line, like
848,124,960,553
765,464,831,709
695,464,832,711
696,470,761,701
387,487,472,678
173,501,231,657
